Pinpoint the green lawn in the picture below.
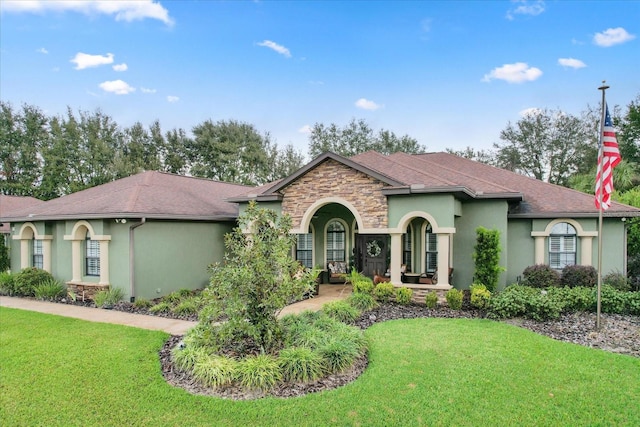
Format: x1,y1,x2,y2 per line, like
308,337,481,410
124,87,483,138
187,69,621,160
1,307,639,426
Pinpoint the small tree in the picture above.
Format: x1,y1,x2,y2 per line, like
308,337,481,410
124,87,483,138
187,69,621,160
473,227,504,292
0,236,10,272
199,201,315,355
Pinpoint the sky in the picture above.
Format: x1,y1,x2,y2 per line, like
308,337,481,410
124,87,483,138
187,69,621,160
1,0,638,158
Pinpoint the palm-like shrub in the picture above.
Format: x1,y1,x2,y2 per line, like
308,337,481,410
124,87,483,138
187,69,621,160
33,278,66,300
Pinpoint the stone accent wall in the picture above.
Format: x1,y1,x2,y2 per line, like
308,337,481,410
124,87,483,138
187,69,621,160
66,282,110,301
281,159,388,229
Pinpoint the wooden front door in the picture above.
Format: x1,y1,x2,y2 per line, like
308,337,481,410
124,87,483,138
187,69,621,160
357,235,389,278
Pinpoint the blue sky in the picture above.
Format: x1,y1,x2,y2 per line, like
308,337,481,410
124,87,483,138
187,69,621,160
1,0,638,157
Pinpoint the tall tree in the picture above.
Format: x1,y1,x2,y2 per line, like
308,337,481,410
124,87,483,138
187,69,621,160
493,109,594,186
265,142,305,182
188,119,270,185
308,118,425,158
446,146,495,164
162,127,190,174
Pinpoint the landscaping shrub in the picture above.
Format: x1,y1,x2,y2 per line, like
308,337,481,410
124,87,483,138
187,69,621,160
446,288,463,310
0,236,9,272
352,278,374,295
279,347,325,383
237,354,282,391
373,282,395,302
322,300,360,324
171,298,201,316
628,292,640,316
561,265,597,288
93,287,124,308
347,292,378,311
149,301,172,313
0,271,15,296
395,287,413,305
192,354,238,388
488,285,537,319
598,285,628,314
522,264,560,288
132,298,153,309
473,226,504,292
33,278,66,300
602,271,631,292
470,283,491,309
172,345,208,372
13,267,54,297
318,338,361,373
545,286,594,313
424,291,438,308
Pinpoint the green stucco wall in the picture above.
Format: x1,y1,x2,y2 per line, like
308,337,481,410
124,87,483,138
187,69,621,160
506,219,535,285
388,194,456,229
453,200,509,290
132,221,232,300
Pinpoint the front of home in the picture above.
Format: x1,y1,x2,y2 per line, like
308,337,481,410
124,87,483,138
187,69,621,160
2,151,639,300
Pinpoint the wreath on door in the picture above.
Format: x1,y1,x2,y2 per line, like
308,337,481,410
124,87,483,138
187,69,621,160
366,240,382,257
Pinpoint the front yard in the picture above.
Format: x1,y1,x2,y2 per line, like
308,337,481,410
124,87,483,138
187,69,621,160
1,307,638,426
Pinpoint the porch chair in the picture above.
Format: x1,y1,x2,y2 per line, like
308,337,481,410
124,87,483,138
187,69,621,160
419,268,453,285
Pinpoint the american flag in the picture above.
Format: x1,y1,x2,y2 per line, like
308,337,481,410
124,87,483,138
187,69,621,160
595,104,621,210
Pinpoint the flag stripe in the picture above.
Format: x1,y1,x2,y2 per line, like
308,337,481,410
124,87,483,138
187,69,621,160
594,104,621,210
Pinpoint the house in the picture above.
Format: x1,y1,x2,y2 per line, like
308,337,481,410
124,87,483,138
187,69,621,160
2,151,639,300
1,172,251,301
229,151,640,290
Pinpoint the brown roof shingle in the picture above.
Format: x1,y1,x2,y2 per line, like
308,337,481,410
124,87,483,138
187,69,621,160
0,171,252,222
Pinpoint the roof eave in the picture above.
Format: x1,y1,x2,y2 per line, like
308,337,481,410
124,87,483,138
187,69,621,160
508,211,640,219
1,213,239,222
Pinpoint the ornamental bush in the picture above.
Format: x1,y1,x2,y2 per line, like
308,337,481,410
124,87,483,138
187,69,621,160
0,271,15,296
352,278,375,295
424,291,438,308
473,227,504,292
395,287,413,305
446,288,463,310
602,271,631,292
373,282,395,302
13,267,54,297
322,300,360,324
347,292,378,311
470,283,491,309
522,264,561,288
33,278,66,301
561,265,597,288
279,347,325,383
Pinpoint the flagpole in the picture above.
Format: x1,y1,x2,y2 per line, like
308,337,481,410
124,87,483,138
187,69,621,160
596,82,609,330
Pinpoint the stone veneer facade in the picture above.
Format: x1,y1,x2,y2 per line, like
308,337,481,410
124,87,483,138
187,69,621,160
280,159,389,230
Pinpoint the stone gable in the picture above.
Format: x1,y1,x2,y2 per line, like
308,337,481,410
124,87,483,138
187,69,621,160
281,159,388,229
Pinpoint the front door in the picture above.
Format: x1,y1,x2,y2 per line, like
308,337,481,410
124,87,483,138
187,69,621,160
357,235,389,278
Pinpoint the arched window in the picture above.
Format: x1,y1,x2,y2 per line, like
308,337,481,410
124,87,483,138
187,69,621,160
549,222,576,270
326,220,346,263
425,223,437,273
296,226,314,269
32,237,43,269
85,231,100,276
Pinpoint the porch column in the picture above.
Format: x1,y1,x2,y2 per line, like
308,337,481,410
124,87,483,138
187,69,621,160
70,240,82,282
437,233,451,287
98,240,110,285
581,236,593,266
390,233,403,285
19,239,29,269
42,238,52,273
533,235,545,264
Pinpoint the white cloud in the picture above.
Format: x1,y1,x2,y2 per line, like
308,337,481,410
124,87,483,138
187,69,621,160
71,52,114,70
482,62,542,83
113,63,128,72
37,47,48,54
99,80,135,95
0,0,174,26
167,95,179,103
558,58,586,69
506,0,545,20
298,125,312,134
593,27,636,47
141,87,157,94
257,40,291,58
355,98,382,111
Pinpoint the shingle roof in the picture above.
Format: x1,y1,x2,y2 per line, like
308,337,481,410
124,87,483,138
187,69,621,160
253,151,640,218
0,171,252,222
0,195,45,232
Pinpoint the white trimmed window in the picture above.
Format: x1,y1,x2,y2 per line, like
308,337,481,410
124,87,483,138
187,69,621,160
425,224,437,273
32,238,43,269
296,232,313,269
326,220,346,263
402,228,412,271
549,222,576,270
85,234,100,276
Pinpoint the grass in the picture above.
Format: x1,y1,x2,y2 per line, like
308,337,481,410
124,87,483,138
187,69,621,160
1,308,639,426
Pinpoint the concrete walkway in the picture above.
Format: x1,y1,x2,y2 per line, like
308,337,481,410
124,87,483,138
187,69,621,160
0,284,352,336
